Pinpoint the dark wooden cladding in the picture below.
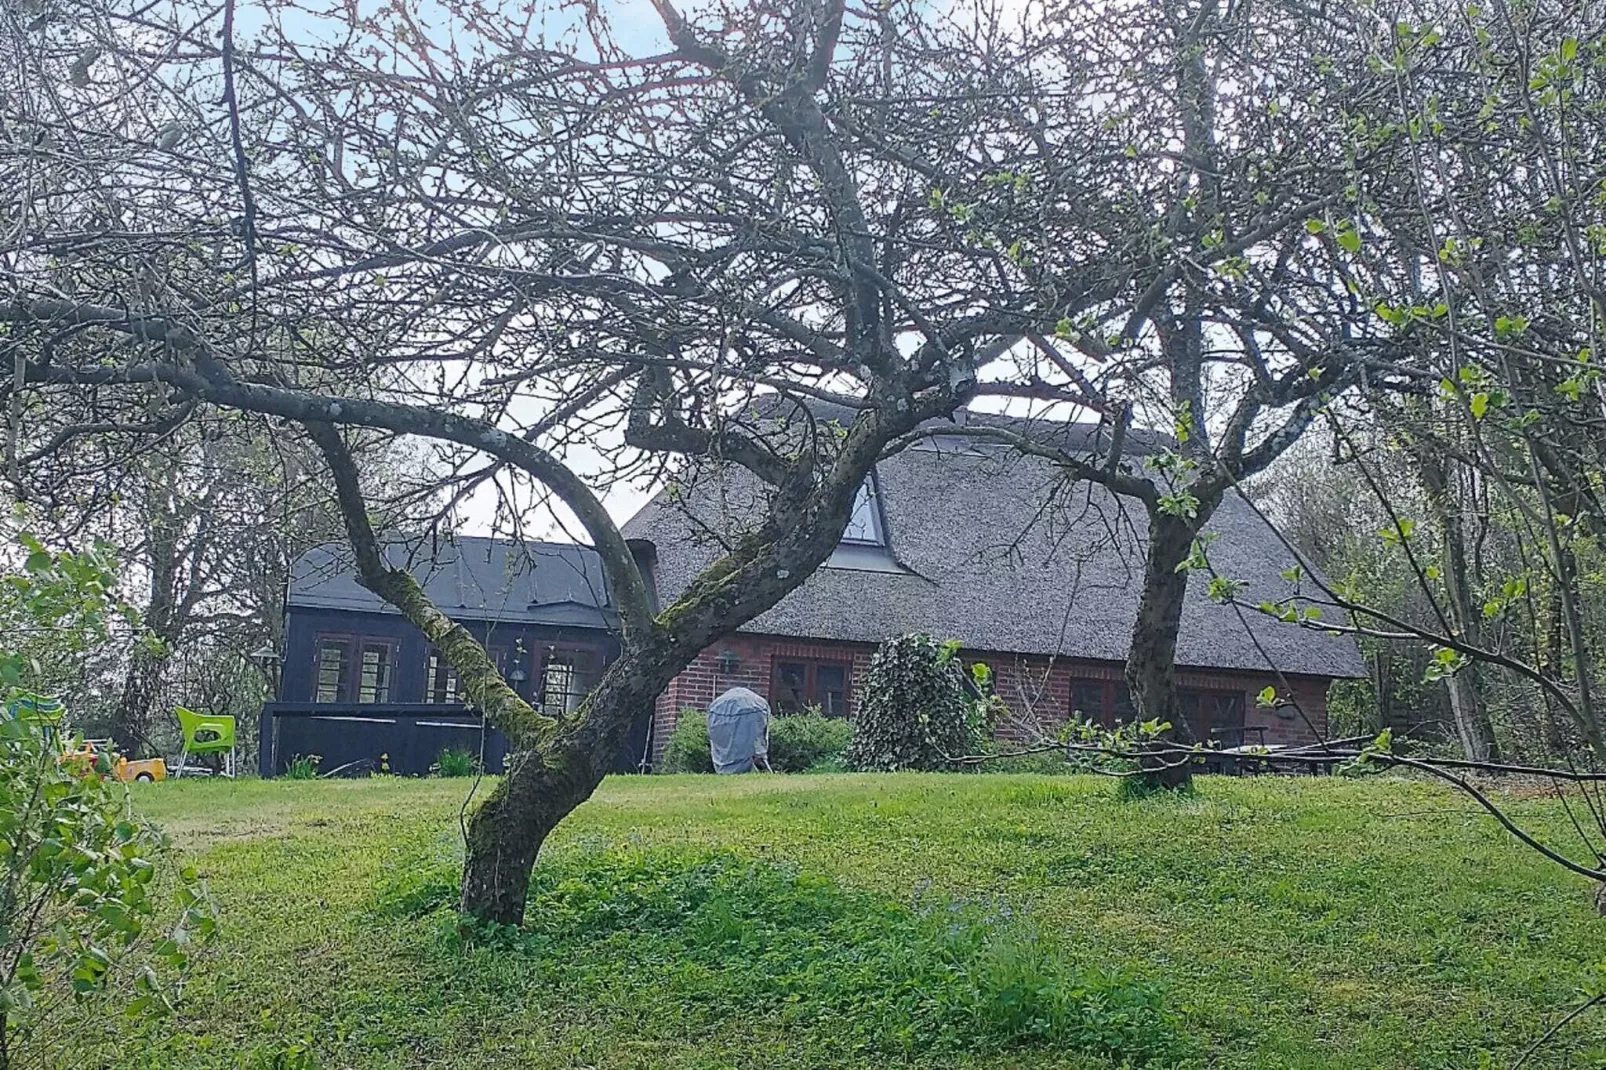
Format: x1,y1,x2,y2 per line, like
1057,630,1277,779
269,605,643,776
259,702,508,776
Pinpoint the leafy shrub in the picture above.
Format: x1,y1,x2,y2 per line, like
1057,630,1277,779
0,533,217,1062
285,754,320,780
658,708,713,773
384,846,1182,1064
434,747,476,777
660,705,852,773
767,710,852,772
846,634,971,771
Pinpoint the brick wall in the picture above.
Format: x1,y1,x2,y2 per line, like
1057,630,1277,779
649,633,1332,766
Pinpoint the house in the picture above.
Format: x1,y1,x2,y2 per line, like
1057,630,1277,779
621,411,1365,764
259,538,636,776
265,410,1364,775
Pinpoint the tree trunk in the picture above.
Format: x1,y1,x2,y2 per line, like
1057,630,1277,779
1125,510,1202,789
1542,581,1569,755
459,750,603,925
110,650,163,755
458,652,671,926
1415,449,1498,760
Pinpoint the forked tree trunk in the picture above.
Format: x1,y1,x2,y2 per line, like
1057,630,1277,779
459,750,604,924
458,656,671,925
1124,510,1204,789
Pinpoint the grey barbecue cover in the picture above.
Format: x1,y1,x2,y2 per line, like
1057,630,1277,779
707,687,770,774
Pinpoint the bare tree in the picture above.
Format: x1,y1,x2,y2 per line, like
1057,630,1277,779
1,0,1174,921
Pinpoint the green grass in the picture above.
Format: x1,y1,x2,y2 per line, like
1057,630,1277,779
61,773,1606,1068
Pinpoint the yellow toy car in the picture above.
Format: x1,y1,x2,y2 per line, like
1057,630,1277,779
114,755,167,782
59,740,167,782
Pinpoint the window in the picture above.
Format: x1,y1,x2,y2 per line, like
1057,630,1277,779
357,642,393,703
772,659,852,717
315,641,348,703
815,664,847,718
425,651,461,704
775,660,807,711
542,656,576,712
1069,680,1106,724
840,477,885,546
313,635,393,703
1066,679,1134,728
1180,689,1246,744
539,649,598,714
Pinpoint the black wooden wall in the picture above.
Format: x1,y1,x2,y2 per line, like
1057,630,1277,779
265,607,648,776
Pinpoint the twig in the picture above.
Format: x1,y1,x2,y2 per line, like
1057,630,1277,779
1510,993,1606,1070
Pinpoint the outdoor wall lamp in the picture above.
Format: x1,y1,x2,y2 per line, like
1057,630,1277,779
715,648,740,674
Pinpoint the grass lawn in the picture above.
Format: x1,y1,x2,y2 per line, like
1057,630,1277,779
59,773,1606,1069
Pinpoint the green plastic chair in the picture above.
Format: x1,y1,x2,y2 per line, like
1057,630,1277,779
173,706,237,778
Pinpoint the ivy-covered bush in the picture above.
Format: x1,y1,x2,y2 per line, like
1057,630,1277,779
846,634,971,772
659,708,714,773
768,711,852,772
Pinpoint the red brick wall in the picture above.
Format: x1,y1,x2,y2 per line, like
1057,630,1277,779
649,633,1332,766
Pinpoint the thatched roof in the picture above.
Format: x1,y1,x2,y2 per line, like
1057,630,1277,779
622,412,1365,680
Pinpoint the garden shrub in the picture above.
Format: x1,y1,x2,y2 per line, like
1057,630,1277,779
660,707,852,772
846,633,971,771
802,753,847,773
434,746,476,777
659,708,713,773
767,710,852,772
284,754,321,780
981,749,1077,775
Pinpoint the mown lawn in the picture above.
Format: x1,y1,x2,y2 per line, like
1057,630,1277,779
58,773,1606,1069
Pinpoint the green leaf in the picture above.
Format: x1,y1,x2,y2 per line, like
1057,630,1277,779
1469,392,1489,418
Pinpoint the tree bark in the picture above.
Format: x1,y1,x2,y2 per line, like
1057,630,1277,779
458,661,664,923
459,752,599,924
111,650,164,755
112,513,178,755
1124,509,1203,789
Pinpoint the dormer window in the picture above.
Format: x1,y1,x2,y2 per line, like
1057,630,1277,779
840,476,886,547
825,473,902,573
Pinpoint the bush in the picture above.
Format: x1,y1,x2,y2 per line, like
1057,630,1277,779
659,708,714,773
285,754,320,779
802,754,847,774
434,747,477,777
0,533,217,1061
660,706,852,773
767,710,852,772
846,634,971,771
978,749,1077,775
